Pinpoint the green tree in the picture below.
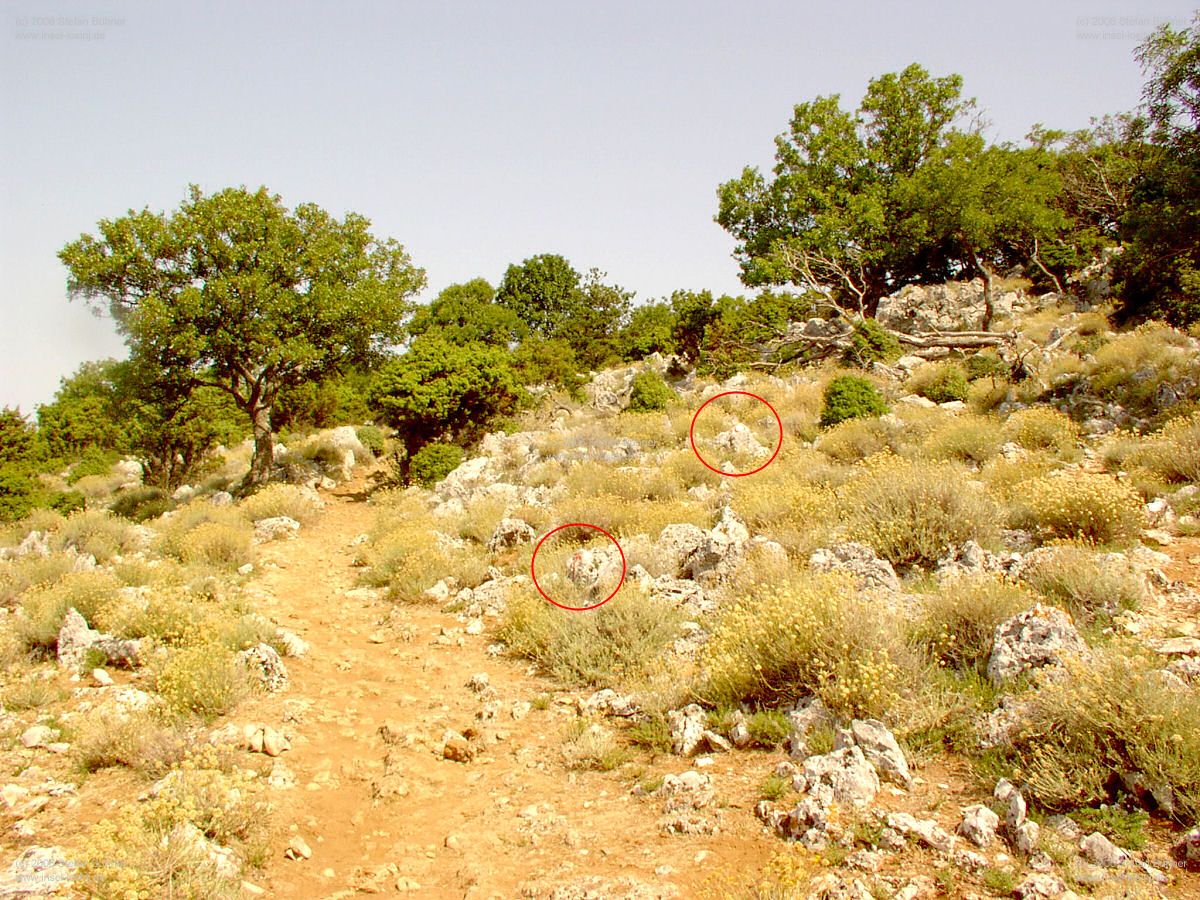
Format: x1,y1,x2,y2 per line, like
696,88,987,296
409,278,527,346
0,408,38,466
717,64,975,313
621,303,678,359
496,255,631,367
495,254,584,338
1114,13,1200,325
368,337,525,475
669,290,724,362
36,360,131,458
59,185,425,485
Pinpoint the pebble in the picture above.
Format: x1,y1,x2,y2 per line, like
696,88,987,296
92,668,114,687
285,836,312,860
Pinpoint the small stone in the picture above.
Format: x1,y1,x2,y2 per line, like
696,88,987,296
443,738,474,763
1080,831,1127,867
1014,820,1040,855
467,672,490,692
958,804,1000,848
92,668,114,687
20,725,55,748
262,727,288,758
285,835,312,860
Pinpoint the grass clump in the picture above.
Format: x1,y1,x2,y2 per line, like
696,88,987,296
841,454,1002,567
108,486,173,522
1015,472,1145,546
759,772,791,801
1007,646,1200,824
820,375,888,427
0,553,78,607
626,371,675,413
627,714,673,755
817,416,895,463
361,524,489,601
1018,544,1146,621
908,361,970,403
561,719,629,771
356,425,386,456
73,711,194,778
700,573,910,719
238,483,322,524
1002,407,1079,455
499,586,683,689
1087,323,1199,418
2,678,68,711
54,509,140,563
1068,805,1149,851
923,415,1003,464
1137,411,1200,484
153,643,248,722
911,575,1036,674
408,443,464,487
17,570,121,652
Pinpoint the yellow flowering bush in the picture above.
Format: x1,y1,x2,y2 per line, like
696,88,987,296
1002,407,1080,455
923,415,1004,464
17,570,121,651
237,482,323,524
911,575,1036,673
1017,472,1145,545
154,643,247,721
700,573,908,719
841,453,1001,567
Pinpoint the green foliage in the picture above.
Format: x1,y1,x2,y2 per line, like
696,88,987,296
109,487,172,522
511,337,586,399
355,425,385,457
408,443,464,488
1114,14,1200,325
717,64,1064,312
66,448,120,485
697,290,814,376
0,407,39,465
408,278,527,346
369,337,524,469
626,371,674,413
1067,805,1149,851
668,290,722,362
909,362,970,403
36,360,131,458
965,350,1009,381
621,303,678,359
845,318,901,366
819,375,888,427
272,371,372,434
59,185,426,484
154,643,247,721
0,464,41,522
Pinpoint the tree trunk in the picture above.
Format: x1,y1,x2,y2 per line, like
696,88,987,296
967,245,997,331
245,405,275,487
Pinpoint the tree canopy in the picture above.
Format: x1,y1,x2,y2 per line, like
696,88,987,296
408,278,527,347
716,63,1069,317
59,185,425,484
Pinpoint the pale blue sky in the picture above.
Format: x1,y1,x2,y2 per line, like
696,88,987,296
1,0,1193,413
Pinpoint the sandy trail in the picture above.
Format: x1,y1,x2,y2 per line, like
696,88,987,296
246,482,777,899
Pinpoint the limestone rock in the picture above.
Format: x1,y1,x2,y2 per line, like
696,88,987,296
958,804,1000,848
987,604,1087,684
809,542,900,593
667,704,707,756
253,516,301,543
237,643,289,692
655,524,707,576
486,517,536,553
802,746,880,808
884,812,954,852
839,719,911,788
1080,831,1127,868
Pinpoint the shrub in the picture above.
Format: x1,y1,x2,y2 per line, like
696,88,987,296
54,509,138,563
1016,472,1145,545
819,375,889,427
1007,647,1200,823
908,362,970,403
817,416,895,463
700,573,911,719
1087,323,1200,417
73,712,193,777
172,521,254,570
841,455,1002,567
911,575,1036,674
238,483,323,524
0,463,42,522
355,425,386,456
499,585,682,688
108,486,173,522
408,443,464,488
845,318,901,366
0,553,77,607
17,571,121,651
965,351,1008,381
363,528,489,602
1139,412,1200,483
154,643,248,721
561,720,629,771
626,371,674,413
923,416,1003,464
1002,407,1079,454
1017,544,1146,620
66,448,120,485
627,714,673,755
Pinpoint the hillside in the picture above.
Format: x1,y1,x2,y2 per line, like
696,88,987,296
0,286,1198,898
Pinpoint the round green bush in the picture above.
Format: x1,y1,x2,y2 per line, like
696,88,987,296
914,362,970,403
355,425,386,457
820,375,889,427
846,318,901,366
626,371,674,413
409,443,464,488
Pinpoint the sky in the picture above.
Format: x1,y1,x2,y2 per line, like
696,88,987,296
1,0,1195,414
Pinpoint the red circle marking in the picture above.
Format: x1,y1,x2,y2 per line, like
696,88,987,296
530,523,627,612
689,390,783,477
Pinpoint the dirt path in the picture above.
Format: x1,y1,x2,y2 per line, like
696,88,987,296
244,483,779,899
